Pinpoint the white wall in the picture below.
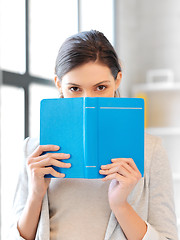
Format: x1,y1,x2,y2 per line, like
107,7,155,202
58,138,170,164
115,0,180,96
114,1,180,236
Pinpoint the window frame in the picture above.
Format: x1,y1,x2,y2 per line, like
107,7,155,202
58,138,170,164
2,0,116,139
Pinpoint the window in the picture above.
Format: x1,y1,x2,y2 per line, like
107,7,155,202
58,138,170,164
29,83,58,137
0,0,115,237
0,86,24,238
0,0,26,73
29,0,78,79
80,0,114,45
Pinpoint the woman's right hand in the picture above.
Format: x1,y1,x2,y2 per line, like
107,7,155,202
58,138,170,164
27,144,71,200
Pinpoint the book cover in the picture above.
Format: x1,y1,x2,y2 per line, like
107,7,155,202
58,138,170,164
40,97,144,179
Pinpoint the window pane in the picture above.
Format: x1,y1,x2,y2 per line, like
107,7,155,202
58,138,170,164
29,83,58,137
80,0,114,45
29,0,78,80
0,0,25,73
0,86,24,239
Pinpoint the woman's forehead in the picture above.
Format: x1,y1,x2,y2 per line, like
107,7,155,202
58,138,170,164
61,62,114,86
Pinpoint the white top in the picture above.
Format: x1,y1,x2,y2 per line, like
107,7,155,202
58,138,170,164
48,178,111,240
8,133,178,240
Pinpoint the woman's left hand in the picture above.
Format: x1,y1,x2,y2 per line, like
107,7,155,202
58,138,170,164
99,158,142,211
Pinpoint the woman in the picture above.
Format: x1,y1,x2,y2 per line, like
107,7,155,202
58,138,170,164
9,30,178,240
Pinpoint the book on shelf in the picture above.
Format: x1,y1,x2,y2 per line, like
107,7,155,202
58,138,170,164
40,97,144,179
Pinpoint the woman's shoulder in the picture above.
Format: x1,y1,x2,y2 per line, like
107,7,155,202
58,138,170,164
23,136,40,158
145,131,165,156
145,130,162,149
144,132,168,173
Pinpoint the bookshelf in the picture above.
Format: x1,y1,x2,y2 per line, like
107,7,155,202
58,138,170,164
132,82,180,236
132,82,180,93
146,127,180,136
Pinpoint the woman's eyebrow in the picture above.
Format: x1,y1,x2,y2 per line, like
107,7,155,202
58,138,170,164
66,80,111,87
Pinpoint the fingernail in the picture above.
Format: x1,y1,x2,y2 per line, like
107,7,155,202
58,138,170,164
65,154,70,157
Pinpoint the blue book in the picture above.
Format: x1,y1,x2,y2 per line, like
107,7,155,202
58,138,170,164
40,97,144,178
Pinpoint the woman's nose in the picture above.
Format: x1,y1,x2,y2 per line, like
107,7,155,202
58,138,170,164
82,92,94,98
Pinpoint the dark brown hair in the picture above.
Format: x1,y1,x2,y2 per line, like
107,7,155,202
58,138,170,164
55,30,121,97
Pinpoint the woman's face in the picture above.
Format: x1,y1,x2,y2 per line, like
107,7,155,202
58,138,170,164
55,61,122,98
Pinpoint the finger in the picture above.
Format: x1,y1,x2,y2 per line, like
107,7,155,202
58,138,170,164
31,152,70,163
101,162,117,170
102,172,125,182
111,159,142,179
35,158,71,169
100,165,131,178
101,161,130,170
101,161,136,175
42,167,66,178
110,159,142,180
30,145,60,158
111,158,139,172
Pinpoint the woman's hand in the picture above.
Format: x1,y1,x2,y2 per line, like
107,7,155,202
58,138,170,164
99,158,142,211
27,145,71,200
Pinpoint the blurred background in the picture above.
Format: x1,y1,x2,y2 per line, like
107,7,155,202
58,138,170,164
0,0,180,239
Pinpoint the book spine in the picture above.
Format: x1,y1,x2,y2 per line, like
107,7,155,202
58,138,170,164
83,98,98,178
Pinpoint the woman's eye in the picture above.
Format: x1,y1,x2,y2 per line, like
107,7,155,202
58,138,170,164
97,85,106,91
69,87,80,92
